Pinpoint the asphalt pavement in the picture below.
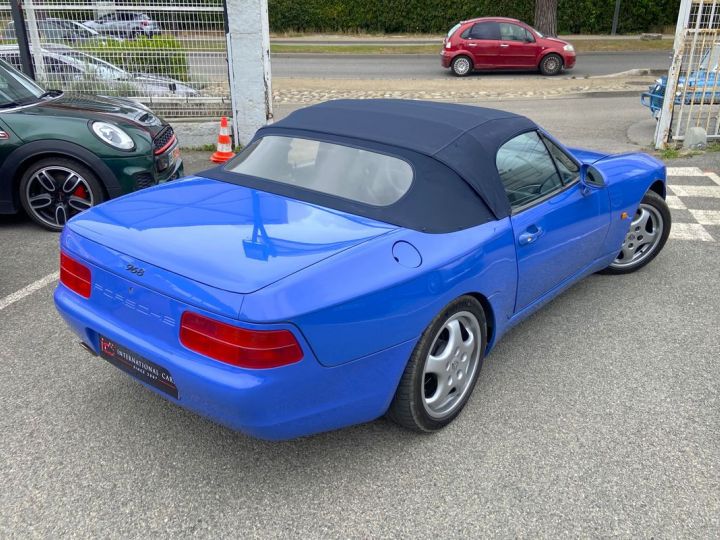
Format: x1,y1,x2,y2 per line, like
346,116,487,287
1,95,719,536
186,51,672,84
270,51,671,79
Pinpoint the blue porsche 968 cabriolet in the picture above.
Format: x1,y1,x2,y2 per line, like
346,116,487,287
55,100,671,440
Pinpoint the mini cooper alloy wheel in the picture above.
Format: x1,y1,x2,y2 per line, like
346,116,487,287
24,165,95,229
610,202,665,269
421,311,482,419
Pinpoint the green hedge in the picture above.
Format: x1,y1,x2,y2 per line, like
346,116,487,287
269,0,680,34
79,35,189,82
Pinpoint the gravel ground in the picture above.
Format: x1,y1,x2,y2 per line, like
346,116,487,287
271,75,655,104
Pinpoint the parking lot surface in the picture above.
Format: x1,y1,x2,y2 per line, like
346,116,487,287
1,157,719,535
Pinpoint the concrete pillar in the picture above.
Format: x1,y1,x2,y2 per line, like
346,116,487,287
24,0,46,81
226,0,273,147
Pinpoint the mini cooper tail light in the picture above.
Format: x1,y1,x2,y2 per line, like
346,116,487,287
180,311,303,369
60,252,92,298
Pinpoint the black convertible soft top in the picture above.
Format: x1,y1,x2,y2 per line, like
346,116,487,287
204,100,538,233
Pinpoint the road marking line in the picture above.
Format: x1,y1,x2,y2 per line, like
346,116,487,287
668,185,720,198
669,223,715,242
706,172,720,186
689,209,720,225
0,272,59,312
667,167,705,176
666,195,687,210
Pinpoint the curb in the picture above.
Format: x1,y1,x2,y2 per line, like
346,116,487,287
592,68,666,78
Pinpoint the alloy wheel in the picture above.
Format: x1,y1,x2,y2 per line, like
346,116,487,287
543,56,560,74
422,311,482,419
25,166,95,229
610,203,664,269
453,57,471,76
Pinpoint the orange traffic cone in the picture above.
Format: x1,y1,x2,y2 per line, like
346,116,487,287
210,117,236,163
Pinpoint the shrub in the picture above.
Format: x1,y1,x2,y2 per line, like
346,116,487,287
268,0,680,34
80,35,189,82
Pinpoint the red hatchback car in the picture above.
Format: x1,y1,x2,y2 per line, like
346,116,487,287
441,17,576,76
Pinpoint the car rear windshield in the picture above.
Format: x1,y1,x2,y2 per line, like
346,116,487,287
225,135,414,206
447,23,462,38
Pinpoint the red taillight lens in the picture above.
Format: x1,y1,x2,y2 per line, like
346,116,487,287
60,252,92,298
180,311,303,369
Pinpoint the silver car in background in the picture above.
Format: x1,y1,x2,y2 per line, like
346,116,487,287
83,12,159,39
0,45,196,97
3,18,109,44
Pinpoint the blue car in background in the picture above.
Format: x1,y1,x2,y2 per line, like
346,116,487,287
642,42,720,117
54,100,671,440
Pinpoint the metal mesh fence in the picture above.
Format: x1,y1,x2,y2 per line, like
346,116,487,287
0,0,230,119
672,0,720,140
657,0,720,143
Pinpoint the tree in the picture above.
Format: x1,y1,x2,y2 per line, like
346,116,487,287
534,0,558,37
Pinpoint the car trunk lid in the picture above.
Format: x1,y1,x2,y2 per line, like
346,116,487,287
66,176,397,295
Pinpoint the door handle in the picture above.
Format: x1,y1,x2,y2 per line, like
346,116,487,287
500,43,510,48
468,43,477,47
518,226,544,246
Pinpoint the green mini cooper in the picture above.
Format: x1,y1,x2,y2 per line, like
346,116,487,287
0,58,182,230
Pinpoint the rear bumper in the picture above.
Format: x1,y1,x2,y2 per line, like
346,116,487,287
441,51,452,68
54,281,413,440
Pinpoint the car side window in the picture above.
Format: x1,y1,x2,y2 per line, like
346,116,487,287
541,136,579,184
468,22,500,40
496,131,564,210
499,23,529,42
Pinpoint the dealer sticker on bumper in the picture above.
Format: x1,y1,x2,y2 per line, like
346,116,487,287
99,336,178,399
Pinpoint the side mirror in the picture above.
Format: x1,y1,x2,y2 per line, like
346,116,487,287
579,164,605,194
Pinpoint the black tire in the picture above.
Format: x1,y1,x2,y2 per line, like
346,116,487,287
451,55,473,77
19,157,105,232
539,53,563,76
387,296,487,433
600,190,671,275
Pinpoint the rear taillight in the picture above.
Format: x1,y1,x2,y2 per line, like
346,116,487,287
141,20,149,26
60,252,92,298
180,311,303,369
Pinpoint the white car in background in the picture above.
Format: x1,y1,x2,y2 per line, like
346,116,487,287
0,44,197,97
83,12,160,39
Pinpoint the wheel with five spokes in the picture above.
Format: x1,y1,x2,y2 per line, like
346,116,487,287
601,190,671,275
19,157,105,232
387,296,486,432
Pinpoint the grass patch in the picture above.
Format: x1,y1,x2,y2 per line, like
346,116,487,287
271,44,440,54
573,38,671,53
271,38,672,55
657,141,720,160
659,147,681,160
